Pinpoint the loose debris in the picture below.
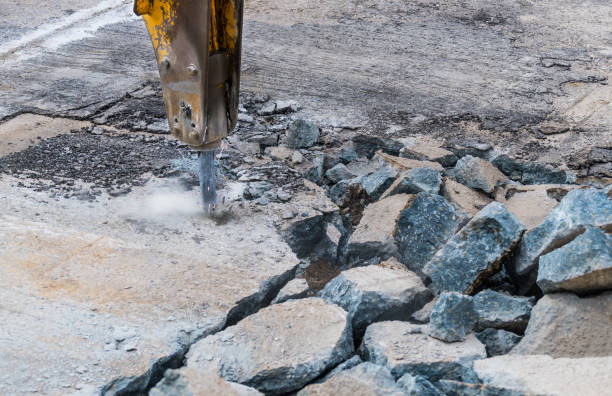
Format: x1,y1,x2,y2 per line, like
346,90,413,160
3,92,611,395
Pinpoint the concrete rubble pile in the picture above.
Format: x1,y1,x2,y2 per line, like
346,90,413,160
1,94,610,396
139,96,611,396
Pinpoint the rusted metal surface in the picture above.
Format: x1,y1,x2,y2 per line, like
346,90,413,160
135,0,243,150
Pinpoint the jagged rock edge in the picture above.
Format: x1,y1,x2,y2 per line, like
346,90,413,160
100,264,298,396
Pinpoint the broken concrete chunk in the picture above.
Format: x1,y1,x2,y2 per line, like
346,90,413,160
275,99,300,113
428,292,478,342
360,165,398,201
395,192,465,274
511,292,612,358
537,226,612,294
325,163,357,183
502,188,558,229
186,298,354,394
473,290,534,333
304,155,325,183
272,278,310,304
411,297,437,324
400,145,458,167
441,178,492,218
397,373,444,396
376,151,444,172
257,101,277,115
359,322,486,381
320,265,432,338
423,202,526,294
315,355,363,384
297,362,405,396
347,194,412,266
237,113,255,124
474,355,612,396
353,134,404,158
437,380,532,396
512,188,612,278
454,155,507,194
149,368,263,396
264,145,294,161
475,329,521,357
287,120,320,149
446,140,492,159
492,154,576,185
382,167,441,198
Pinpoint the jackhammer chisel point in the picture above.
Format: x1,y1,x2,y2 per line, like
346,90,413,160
198,150,217,214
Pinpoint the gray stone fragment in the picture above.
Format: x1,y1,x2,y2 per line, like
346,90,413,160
360,166,398,201
512,188,612,278
353,134,404,158
446,141,492,159
395,193,465,274
237,113,255,124
411,298,437,324
492,154,576,185
537,226,612,294
186,298,354,394
400,145,458,167
428,292,478,342
149,368,262,396
437,380,534,396
272,278,309,304
423,203,526,294
320,265,432,338
512,292,612,358
474,355,612,396
454,156,507,194
359,322,486,381
297,362,405,396
475,329,521,357
304,156,325,183
441,178,492,218
346,194,412,266
243,181,273,200
287,120,320,149
257,101,277,115
315,355,363,384
275,99,300,113
339,147,359,163
325,164,357,183
397,373,444,396
473,290,534,333
383,167,441,197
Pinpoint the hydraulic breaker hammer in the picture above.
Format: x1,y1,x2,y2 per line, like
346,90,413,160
134,0,244,212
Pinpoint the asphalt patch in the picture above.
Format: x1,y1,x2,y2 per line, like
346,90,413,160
0,129,195,199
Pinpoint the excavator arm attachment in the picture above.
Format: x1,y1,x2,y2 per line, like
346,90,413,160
135,0,244,212
135,0,243,150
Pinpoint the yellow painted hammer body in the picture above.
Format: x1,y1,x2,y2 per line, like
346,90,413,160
134,0,243,151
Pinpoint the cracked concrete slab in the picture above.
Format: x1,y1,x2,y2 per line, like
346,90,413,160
0,177,299,395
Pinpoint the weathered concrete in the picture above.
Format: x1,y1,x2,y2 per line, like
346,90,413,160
272,278,310,304
150,367,263,396
473,290,535,333
423,202,525,294
0,178,299,395
512,292,612,358
537,226,612,294
512,188,612,278
186,298,353,394
395,192,465,274
454,156,507,194
359,322,486,381
441,178,492,218
346,194,412,266
320,265,432,338
474,355,612,396
428,292,478,342
297,362,405,396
